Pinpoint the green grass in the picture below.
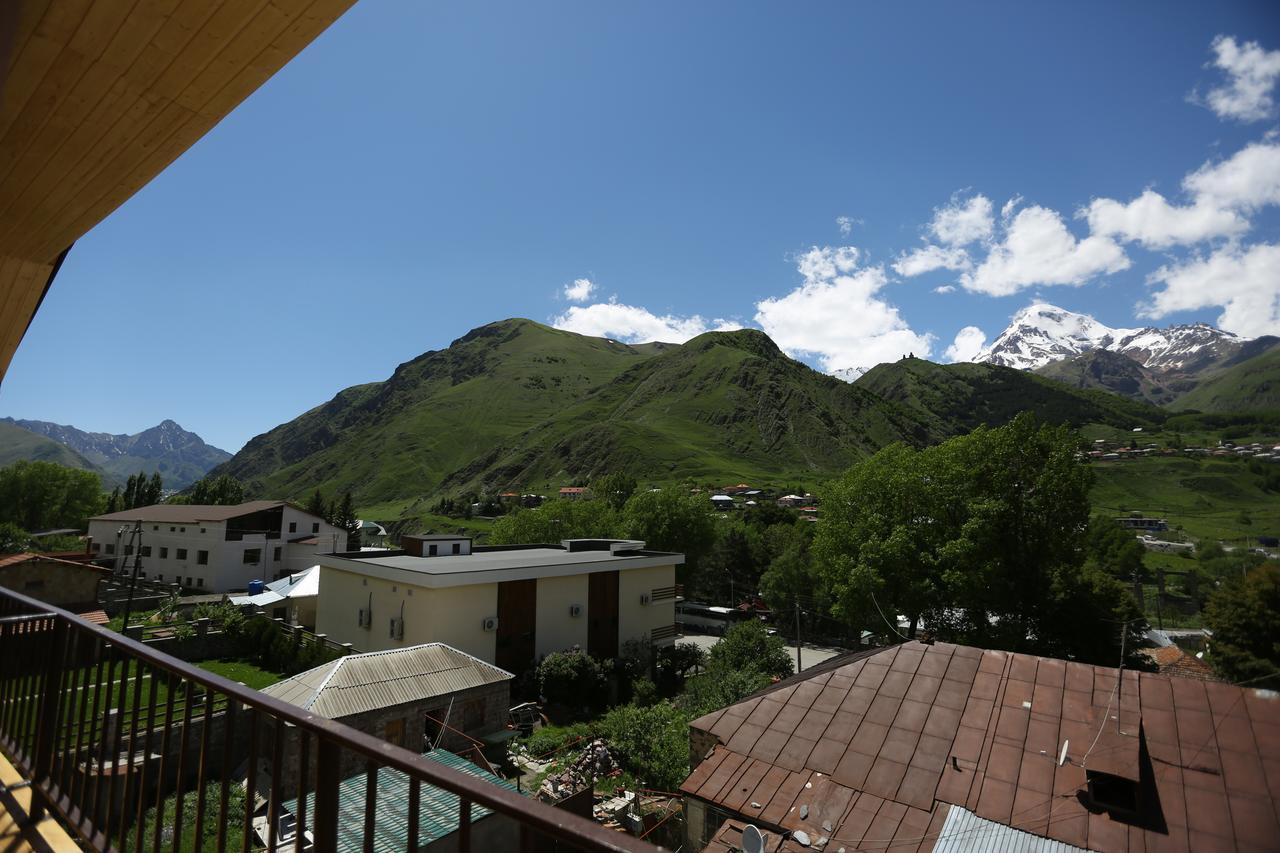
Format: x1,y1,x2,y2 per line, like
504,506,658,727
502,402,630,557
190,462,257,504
1172,347,1280,413
194,658,285,690
1091,455,1280,542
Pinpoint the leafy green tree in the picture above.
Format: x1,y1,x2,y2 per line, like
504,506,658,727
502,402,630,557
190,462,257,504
145,472,164,506
0,522,31,553
679,667,773,718
708,619,793,680
592,472,638,511
700,525,758,604
1205,563,1280,688
106,486,121,513
536,649,607,710
621,487,715,574
185,474,246,506
0,460,104,531
488,498,620,544
1084,515,1147,581
596,701,692,791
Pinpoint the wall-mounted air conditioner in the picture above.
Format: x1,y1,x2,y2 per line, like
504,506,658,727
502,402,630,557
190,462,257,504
482,616,498,632
569,604,583,618
357,608,371,628
389,617,404,640
639,592,652,606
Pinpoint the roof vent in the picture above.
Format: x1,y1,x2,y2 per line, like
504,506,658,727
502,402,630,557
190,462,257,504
1086,770,1140,818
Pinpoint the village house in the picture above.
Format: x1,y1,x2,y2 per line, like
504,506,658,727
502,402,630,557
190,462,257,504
314,536,682,672
87,501,348,592
681,640,1279,852
558,486,590,501
0,552,109,612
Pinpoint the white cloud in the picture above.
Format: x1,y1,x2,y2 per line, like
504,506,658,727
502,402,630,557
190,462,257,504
551,299,741,343
943,326,987,363
893,244,971,277
933,285,956,294
562,278,596,302
1083,190,1248,249
1142,241,1280,338
1183,139,1280,211
930,194,994,246
1197,35,1280,122
961,203,1130,296
836,216,858,236
754,246,935,374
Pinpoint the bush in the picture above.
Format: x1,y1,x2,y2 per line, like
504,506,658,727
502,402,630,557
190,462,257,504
520,722,595,760
537,650,606,710
597,702,691,792
709,619,793,680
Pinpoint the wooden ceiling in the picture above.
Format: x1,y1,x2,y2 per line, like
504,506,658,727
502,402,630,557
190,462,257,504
0,0,358,381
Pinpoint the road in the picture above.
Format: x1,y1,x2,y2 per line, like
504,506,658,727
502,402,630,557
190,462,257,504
679,633,849,674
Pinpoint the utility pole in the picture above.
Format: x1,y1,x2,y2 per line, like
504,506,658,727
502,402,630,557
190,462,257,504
120,521,144,637
794,599,802,673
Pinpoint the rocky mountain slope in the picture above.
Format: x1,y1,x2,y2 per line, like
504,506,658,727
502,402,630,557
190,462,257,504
0,418,231,488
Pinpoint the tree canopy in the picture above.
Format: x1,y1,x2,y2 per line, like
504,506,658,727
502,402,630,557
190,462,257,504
815,414,1143,665
0,460,104,532
1205,562,1280,689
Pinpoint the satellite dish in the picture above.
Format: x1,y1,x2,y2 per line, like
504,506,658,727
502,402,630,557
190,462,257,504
742,824,766,853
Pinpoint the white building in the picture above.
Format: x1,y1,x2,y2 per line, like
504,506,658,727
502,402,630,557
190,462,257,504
88,501,348,592
314,536,682,672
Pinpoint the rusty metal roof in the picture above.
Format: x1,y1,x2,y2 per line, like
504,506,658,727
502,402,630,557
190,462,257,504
262,642,513,719
91,500,289,524
683,641,1280,852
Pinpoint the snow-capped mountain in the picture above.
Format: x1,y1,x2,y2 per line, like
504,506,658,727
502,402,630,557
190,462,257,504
974,304,1245,373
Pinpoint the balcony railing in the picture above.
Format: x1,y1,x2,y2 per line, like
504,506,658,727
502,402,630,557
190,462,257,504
0,586,656,853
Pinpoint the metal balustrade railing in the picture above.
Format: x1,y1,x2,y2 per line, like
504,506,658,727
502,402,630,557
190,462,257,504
0,586,657,853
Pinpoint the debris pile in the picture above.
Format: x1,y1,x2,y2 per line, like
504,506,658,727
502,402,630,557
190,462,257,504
538,739,619,799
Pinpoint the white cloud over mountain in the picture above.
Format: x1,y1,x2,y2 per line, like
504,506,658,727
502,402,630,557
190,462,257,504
943,326,987,363
1196,35,1280,122
552,300,741,343
1143,242,1280,338
755,246,934,374
563,278,596,302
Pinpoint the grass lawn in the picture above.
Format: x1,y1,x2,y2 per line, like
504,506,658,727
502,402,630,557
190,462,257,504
194,658,285,690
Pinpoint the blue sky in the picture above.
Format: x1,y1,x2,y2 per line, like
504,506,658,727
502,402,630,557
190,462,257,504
3,1,1280,453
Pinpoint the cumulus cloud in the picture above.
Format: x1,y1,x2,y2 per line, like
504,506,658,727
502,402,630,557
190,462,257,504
1183,139,1280,211
1083,190,1248,249
893,244,971,277
754,246,935,374
551,299,741,343
943,326,987,363
930,194,995,246
562,278,596,302
1142,242,1280,338
1196,35,1280,122
933,285,956,294
836,216,858,236
960,203,1130,296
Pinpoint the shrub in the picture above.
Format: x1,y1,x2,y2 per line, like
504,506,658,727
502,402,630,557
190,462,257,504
597,702,691,792
537,649,606,710
520,722,595,760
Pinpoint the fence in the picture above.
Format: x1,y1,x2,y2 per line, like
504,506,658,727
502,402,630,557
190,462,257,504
0,586,656,853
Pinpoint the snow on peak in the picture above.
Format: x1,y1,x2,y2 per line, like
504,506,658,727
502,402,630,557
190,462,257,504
976,304,1243,372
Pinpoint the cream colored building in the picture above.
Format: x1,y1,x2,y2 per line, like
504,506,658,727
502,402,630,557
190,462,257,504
315,536,682,671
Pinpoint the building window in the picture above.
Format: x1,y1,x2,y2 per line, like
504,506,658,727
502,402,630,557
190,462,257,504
159,547,168,559
273,547,281,562
124,545,134,556
105,544,115,555
289,522,297,533
170,527,175,532
311,523,319,533
177,548,188,560
197,550,208,565
141,546,152,557
197,578,204,588
428,545,438,556
180,527,186,532
200,528,206,533
452,543,461,555
153,525,158,531
91,543,100,553
244,549,261,565
185,577,193,586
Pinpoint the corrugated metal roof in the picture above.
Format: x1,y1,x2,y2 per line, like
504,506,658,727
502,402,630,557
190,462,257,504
933,805,1089,853
229,566,319,608
282,750,519,853
91,500,288,523
260,642,512,719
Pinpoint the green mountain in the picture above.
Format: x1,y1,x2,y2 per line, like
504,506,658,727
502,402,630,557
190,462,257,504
1171,345,1280,413
214,320,677,505
0,421,99,471
213,320,1193,520
1033,349,1185,406
854,357,1166,435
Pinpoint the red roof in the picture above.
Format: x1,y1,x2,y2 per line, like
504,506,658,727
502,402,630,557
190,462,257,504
0,552,109,574
682,641,1279,851
1140,645,1219,682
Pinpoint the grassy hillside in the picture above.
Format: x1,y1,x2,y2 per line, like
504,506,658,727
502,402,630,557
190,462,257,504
856,357,1166,434
1034,349,1185,406
1171,346,1280,413
212,320,675,505
1091,455,1280,542
0,421,101,473
435,329,929,496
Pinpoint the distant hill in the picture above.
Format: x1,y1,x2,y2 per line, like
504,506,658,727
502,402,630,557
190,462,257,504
0,421,99,471
1034,349,1184,406
1171,346,1280,413
854,357,1166,436
0,418,231,488
210,319,1192,516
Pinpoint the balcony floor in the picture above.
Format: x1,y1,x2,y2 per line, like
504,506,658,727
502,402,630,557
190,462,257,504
0,752,79,853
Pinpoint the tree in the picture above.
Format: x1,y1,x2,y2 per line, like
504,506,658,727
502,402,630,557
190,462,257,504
700,524,758,604
592,472,638,511
488,498,620,544
1204,563,1280,688
144,472,164,506
537,649,607,710
596,701,692,791
186,474,246,506
815,414,1139,664
0,522,30,553
304,489,329,523
621,487,715,579
1084,515,1147,581
0,461,104,531
708,619,793,680
106,486,121,513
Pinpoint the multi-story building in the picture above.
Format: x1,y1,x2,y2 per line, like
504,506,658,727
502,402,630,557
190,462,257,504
315,536,682,671
87,501,348,592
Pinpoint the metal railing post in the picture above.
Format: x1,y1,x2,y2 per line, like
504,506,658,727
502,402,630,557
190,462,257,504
313,737,341,853
30,616,68,821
